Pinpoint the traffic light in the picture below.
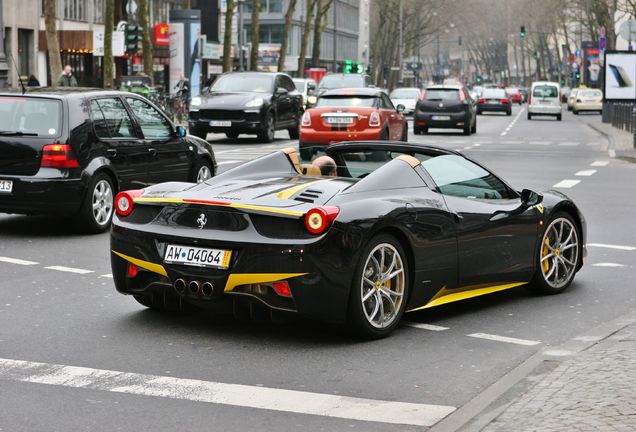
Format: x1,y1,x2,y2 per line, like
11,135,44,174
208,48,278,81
520,26,526,38
343,60,353,74
343,60,364,74
125,24,143,56
458,36,462,46
533,51,539,59
476,75,482,83
575,71,581,80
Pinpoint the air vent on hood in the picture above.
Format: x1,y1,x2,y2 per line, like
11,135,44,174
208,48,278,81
295,189,323,203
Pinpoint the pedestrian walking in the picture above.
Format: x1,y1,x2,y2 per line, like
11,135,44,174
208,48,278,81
55,65,78,87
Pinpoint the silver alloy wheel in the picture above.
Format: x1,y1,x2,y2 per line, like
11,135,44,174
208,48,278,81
540,217,579,289
360,243,405,329
196,165,212,183
92,179,113,226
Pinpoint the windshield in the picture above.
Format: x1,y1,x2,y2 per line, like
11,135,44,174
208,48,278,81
390,89,420,99
319,75,364,90
316,96,377,108
210,74,273,93
533,85,558,98
424,89,460,101
0,97,62,136
580,90,602,97
334,149,434,178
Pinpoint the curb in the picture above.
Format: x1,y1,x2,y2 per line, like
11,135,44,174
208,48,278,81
429,310,636,432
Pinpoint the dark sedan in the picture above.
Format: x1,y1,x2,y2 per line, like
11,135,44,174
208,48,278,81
477,88,512,115
414,85,477,135
0,89,216,233
188,72,303,143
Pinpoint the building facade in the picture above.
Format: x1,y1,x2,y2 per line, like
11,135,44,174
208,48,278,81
3,0,40,87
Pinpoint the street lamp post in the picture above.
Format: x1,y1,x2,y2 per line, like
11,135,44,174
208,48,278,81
0,0,10,87
238,0,245,71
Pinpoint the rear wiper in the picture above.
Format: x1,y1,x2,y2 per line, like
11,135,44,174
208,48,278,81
0,131,39,136
426,98,442,101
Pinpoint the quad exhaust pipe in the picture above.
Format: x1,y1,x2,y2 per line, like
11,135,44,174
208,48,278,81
173,279,215,298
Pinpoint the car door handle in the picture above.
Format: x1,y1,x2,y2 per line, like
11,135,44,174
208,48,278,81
148,148,157,157
106,149,117,157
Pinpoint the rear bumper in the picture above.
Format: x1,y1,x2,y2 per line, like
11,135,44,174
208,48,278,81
574,102,603,111
414,110,470,128
529,105,562,115
188,110,265,135
0,170,84,216
477,104,510,112
299,128,382,145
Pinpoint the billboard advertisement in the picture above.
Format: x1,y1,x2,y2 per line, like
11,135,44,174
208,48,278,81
584,47,601,87
169,22,185,95
604,51,636,100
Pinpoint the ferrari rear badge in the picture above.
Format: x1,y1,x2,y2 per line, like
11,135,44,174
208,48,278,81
197,213,207,229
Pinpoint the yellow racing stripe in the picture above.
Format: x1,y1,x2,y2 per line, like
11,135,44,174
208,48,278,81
112,251,168,277
133,197,304,217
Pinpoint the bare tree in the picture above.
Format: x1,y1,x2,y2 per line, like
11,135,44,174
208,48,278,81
104,0,114,88
222,0,235,72
310,0,334,67
297,0,317,77
249,0,261,71
278,0,298,72
137,0,153,80
44,0,62,84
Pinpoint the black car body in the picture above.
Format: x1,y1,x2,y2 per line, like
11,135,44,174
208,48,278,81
477,88,512,115
414,85,477,135
0,88,216,232
188,72,303,143
111,142,586,338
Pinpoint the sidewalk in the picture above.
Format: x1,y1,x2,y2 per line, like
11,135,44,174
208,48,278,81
579,115,636,155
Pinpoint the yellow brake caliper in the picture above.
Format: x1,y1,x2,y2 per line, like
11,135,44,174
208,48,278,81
542,238,550,273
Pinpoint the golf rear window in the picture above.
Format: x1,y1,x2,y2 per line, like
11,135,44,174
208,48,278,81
0,96,62,137
424,89,460,101
533,85,558,98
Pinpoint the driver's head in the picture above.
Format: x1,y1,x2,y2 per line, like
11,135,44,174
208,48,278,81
312,156,337,176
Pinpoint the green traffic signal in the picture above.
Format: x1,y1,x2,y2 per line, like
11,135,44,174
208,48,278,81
520,25,526,38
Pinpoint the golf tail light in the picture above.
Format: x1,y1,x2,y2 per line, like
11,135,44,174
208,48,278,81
369,111,381,127
478,98,486,104
501,99,510,104
301,111,312,126
114,189,144,217
272,281,292,298
127,263,139,278
41,144,79,168
305,206,340,235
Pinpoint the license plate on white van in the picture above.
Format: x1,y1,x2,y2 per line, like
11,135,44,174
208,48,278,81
0,180,13,194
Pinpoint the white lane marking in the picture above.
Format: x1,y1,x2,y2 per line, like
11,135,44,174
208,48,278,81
99,274,113,278
558,142,580,146
588,243,636,251
473,143,481,147
591,160,609,167
592,263,625,268
609,149,616,158
467,333,541,346
0,358,455,427
500,131,507,136
529,141,550,145
44,266,94,275
403,323,449,331
575,170,597,176
217,160,242,166
0,257,39,266
553,179,580,188
500,107,525,136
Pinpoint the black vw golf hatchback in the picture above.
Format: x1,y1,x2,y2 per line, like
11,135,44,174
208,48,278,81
0,88,216,233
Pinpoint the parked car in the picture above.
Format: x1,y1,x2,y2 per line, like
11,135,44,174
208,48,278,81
188,72,303,143
528,81,562,121
477,88,512,115
506,87,523,105
572,89,603,114
110,142,586,338
293,78,319,110
567,88,580,111
317,73,372,94
414,85,477,135
0,89,216,232
299,88,407,160
389,87,421,115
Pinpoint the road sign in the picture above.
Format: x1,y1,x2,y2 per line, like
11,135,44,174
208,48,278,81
619,20,636,42
572,62,578,69
575,49,581,58
599,26,606,37
599,36,606,50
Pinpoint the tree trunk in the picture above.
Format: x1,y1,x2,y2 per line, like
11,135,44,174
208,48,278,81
311,0,333,68
137,0,153,80
222,0,235,72
104,0,114,88
44,0,62,85
297,0,316,77
249,0,261,71
277,0,297,72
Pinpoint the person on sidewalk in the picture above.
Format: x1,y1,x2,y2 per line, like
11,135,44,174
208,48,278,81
55,65,78,87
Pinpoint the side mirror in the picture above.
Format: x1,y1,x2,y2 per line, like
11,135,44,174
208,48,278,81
396,104,405,113
521,189,543,207
275,87,288,96
176,126,187,138
308,83,316,91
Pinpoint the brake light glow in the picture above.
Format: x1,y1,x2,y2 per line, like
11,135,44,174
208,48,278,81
272,281,292,298
114,189,145,217
41,144,79,168
369,111,381,127
304,206,340,235
501,99,510,104
478,98,486,104
301,111,312,126
127,263,139,278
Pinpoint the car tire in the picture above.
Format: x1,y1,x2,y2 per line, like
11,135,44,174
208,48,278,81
191,159,214,183
463,124,471,135
401,124,408,142
477,109,482,115
74,172,115,234
348,234,410,339
557,114,562,121
528,212,581,295
573,109,579,115
567,106,573,111
380,128,389,140
527,113,532,120
471,119,477,134
299,142,314,161
288,121,300,140
421,127,428,134
413,126,421,135
506,110,512,116
225,131,239,140
258,111,275,143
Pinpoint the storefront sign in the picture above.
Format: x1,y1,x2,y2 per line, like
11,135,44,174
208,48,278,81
154,23,169,46
201,43,222,60
93,31,125,57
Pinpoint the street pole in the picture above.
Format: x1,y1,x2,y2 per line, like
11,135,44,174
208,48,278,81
398,0,403,86
332,1,337,72
436,31,440,84
0,0,8,88
238,0,244,71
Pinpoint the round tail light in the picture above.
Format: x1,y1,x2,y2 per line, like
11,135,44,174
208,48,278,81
115,189,144,217
304,206,340,235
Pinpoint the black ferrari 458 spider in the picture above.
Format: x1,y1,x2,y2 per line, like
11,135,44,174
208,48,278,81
110,141,586,338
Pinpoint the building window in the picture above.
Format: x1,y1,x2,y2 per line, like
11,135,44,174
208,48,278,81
245,0,281,13
64,0,87,21
269,0,283,13
245,24,284,44
93,0,104,23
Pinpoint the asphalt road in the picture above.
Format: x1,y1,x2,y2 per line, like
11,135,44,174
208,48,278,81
1,105,635,431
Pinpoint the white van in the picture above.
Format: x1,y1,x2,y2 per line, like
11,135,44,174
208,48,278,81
528,81,562,121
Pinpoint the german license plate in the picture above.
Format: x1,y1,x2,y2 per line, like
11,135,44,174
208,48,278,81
0,180,12,194
209,120,232,127
326,117,354,124
488,100,500,104
432,115,451,121
164,244,232,269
